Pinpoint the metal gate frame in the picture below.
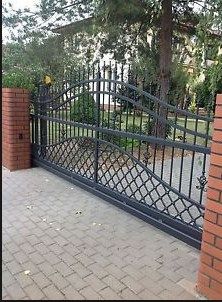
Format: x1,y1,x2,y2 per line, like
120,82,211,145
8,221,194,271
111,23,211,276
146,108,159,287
30,63,213,249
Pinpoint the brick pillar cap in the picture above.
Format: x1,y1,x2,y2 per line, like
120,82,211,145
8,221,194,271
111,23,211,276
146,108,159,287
2,87,29,94
216,94,222,105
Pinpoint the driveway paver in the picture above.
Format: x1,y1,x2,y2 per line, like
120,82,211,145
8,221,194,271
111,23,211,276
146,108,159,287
2,166,207,300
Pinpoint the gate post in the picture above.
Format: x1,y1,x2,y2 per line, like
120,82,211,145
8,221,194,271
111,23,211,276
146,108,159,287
39,84,48,147
2,88,31,171
94,70,101,185
197,94,222,300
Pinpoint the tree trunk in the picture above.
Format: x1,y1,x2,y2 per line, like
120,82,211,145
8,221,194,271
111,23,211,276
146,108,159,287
155,0,172,139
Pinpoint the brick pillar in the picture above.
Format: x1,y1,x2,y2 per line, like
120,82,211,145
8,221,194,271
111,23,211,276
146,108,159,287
197,94,222,300
2,88,31,171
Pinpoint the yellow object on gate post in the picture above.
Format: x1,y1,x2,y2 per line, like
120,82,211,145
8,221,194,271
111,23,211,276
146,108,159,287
43,75,53,86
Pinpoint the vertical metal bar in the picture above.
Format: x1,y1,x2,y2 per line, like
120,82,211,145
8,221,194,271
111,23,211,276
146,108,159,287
125,64,131,151
138,78,144,161
178,114,188,192
131,73,137,156
169,111,178,186
77,66,81,138
34,86,39,146
102,61,106,130
118,63,124,148
92,63,95,139
188,109,198,198
94,69,101,185
87,64,90,139
108,61,112,129
82,66,85,138
160,108,167,180
40,85,48,158
152,102,159,174
199,110,211,204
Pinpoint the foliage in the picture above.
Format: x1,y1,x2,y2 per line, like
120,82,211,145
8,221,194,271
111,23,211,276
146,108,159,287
194,56,222,110
168,61,189,106
70,92,96,124
143,119,172,138
127,123,142,134
188,98,197,113
2,36,81,87
101,111,122,145
3,0,222,112
2,68,36,92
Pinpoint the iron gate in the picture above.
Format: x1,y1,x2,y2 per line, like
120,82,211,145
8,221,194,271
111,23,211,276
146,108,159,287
30,63,213,249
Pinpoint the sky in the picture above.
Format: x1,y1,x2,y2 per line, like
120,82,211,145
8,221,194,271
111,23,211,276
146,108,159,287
2,0,38,41
4,0,37,9
2,0,205,42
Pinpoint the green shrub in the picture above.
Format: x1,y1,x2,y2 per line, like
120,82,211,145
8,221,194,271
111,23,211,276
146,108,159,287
188,99,197,113
101,111,122,145
70,93,96,124
143,119,172,138
2,69,35,92
127,123,143,134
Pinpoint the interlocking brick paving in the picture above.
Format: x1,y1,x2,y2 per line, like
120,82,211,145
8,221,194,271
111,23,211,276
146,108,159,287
2,166,207,300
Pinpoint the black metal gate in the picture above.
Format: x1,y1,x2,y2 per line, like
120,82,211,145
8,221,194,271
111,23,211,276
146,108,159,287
30,63,213,249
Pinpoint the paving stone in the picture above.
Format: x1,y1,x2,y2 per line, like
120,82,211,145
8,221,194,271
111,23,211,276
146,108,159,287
26,235,41,246
2,250,14,263
2,271,16,287
28,251,45,265
43,284,65,300
66,273,88,291
53,261,73,277
20,242,36,254
40,235,56,246
21,261,40,275
91,253,111,267
15,272,34,288
122,265,145,281
61,285,85,300
99,286,122,300
87,263,109,279
83,274,107,292
138,289,160,300
102,274,126,293
160,277,185,295
59,252,78,266
120,288,140,300
13,251,29,264
49,243,64,255
140,276,165,295
24,284,45,300
38,262,56,276
6,260,23,275
34,243,50,255
105,264,127,280
159,289,197,300
71,262,93,278
49,272,70,290
157,267,184,283
79,286,103,300
5,242,20,254
2,167,201,301
32,272,52,289
6,282,27,300
121,275,145,294
43,252,61,265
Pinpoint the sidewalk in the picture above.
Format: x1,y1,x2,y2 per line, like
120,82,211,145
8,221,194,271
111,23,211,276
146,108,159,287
2,166,206,300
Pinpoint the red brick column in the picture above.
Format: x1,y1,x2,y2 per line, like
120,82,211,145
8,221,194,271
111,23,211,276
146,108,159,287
2,88,31,171
197,94,222,300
